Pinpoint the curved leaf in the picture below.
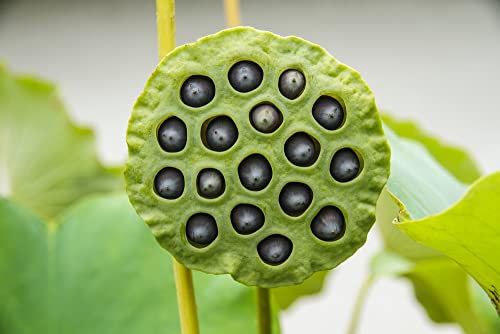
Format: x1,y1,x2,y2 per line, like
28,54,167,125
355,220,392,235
398,172,500,315
0,66,122,219
372,124,500,332
0,195,279,333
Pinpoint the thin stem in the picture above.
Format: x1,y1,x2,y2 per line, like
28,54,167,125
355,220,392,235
256,287,272,334
224,0,241,27
346,275,375,334
156,0,176,59
173,259,199,334
156,1,200,333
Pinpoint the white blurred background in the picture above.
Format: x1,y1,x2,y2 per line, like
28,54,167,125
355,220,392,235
1,0,499,333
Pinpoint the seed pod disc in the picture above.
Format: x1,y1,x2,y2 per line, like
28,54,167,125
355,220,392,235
125,27,390,288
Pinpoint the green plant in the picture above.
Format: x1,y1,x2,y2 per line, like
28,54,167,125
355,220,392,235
1,1,499,333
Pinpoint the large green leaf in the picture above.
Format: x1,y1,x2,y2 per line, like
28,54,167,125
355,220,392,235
368,123,500,333
398,172,500,315
0,66,122,220
0,194,279,333
382,114,481,183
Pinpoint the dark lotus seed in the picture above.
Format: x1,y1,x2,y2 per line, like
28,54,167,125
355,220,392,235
330,148,361,182
197,168,225,199
279,69,306,100
181,75,215,108
257,235,293,265
238,154,272,191
284,132,319,167
279,182,313,217
311,206,346,241
154,167,184,199
250,104,282,133
312,96,345,130
231,204,265,235
158,117,187,152
228,61,263,93
205,116,238,152
186,213,218,247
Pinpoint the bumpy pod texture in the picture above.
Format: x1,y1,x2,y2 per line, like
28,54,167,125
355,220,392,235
125,27,390,288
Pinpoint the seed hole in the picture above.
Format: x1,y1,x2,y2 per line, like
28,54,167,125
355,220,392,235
258,234,293,265
279,182,313,217
186,213,218,248
231,204,265,235
180,75,215,108
228,61,263,93
284,132,320,167
158,117,187,152
197,168,225,199
238,154,272,191
330,148,362,182
312,96,345,130
250,103,283,134
311,206,346,241
154,167,184,200
202,116,239,152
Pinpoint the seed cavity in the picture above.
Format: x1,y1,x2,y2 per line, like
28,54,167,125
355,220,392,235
330,148,361,182
312,96,345,130
284,132,320,167
197,168,225,199
180,75,215,108
311,206,346,241
250,104,283,134
238,154,273,191
231,204,265,235
228,61,263,93
279,69,306,100
186,213,218,247
158,117,187,152
154,167,184,199
279,182,313,217
203,116,239,152
258,234,293,265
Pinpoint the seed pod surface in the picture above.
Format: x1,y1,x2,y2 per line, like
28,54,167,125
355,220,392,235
125,27,390,288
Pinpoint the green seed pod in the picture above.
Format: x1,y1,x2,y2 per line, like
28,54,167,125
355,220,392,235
125,27,390,287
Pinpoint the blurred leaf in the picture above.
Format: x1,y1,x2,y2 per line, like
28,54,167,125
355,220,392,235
382,114,481,183
0,194,279,333
369,251,492,334
398,172,500,315
272,270,330,310
0,66,122,220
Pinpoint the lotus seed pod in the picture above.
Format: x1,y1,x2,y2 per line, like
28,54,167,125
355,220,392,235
158,117,187,152
154,167,184,199
279,182,313,217
197,168,225,199
228,61,263,92
279,69,306,100
204,116,238,152
330,148,361,183
238,154,273,191
250,104,282,133
311,206,346,241
284,132,319,167
186,213,218,247
125,27,391,288
181,75,215,108
312,96,344,130
258,235,293,265
231,204,265,235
